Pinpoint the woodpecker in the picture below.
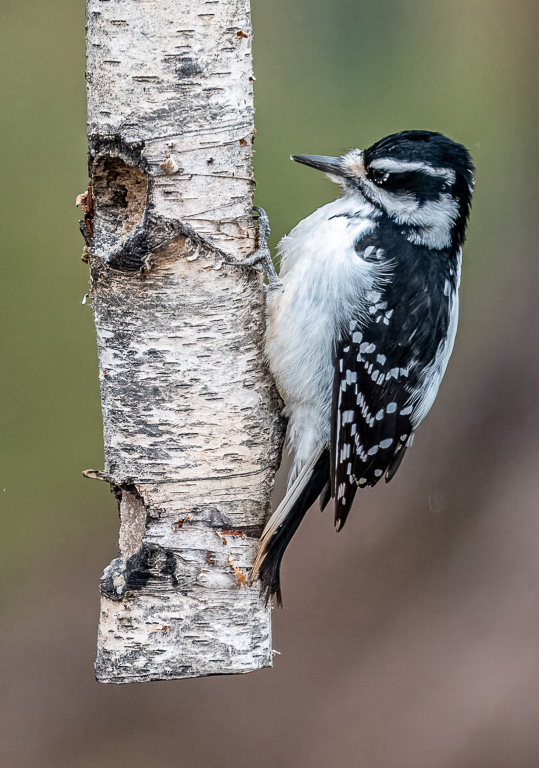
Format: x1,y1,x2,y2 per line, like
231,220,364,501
236,130,474,604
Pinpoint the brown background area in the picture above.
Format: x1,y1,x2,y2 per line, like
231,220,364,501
2,0,539,766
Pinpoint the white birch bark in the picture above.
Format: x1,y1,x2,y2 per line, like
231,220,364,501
83,0,284,683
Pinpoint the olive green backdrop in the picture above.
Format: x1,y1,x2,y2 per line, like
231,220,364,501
2,1,539,766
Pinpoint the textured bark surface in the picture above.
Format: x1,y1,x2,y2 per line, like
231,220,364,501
85,0,284,683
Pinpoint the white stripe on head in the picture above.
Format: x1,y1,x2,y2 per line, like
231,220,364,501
359,181,459,249
369,158,456,184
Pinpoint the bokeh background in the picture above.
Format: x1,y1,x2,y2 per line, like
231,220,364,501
2,0,539,766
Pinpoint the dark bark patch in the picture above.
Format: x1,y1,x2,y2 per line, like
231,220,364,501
174,57,202,78
88,134,147,173
124,543,179,592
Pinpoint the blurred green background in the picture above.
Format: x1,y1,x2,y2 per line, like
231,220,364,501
2,1,539,767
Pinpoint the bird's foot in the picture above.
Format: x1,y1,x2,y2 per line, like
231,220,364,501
226,207,281,289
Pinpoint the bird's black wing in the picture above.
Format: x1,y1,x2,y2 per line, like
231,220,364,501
331,326,413,529
330,227,455,530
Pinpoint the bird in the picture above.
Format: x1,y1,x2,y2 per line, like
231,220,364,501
244,130,475,604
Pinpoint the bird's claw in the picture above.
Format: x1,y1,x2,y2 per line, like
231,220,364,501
252,206,271,247
224,206,281,288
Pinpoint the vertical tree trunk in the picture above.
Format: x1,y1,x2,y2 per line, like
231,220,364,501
84,0,284,683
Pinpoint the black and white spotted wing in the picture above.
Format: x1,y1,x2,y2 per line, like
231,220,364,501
331,327,413,529
330,223,457,530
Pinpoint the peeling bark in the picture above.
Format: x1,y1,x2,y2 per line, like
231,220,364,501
84,0,285,683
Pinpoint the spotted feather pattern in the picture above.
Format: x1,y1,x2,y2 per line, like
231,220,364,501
330,218,458,529
331,329,413,529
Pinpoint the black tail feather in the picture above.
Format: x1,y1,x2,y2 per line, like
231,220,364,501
258,450,330,606
319,479,332,512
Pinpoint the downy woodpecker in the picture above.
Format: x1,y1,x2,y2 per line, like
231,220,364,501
238,130,474,604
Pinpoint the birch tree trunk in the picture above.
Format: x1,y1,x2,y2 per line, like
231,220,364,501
83,0,284,683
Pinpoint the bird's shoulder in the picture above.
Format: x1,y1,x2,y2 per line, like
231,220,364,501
353,218,460,372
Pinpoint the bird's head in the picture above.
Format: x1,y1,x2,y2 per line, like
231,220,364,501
292,130,475,249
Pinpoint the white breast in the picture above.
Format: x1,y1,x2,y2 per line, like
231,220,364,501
265,195,383,480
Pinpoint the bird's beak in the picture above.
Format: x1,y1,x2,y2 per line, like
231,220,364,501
290,154,344,177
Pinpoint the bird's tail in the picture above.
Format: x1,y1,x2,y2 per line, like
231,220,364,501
251,449,331,605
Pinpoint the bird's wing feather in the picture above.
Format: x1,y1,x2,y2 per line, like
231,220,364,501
330,230,455,530
331,327,413,529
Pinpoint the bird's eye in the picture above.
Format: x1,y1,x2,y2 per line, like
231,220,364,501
371,169,389,186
